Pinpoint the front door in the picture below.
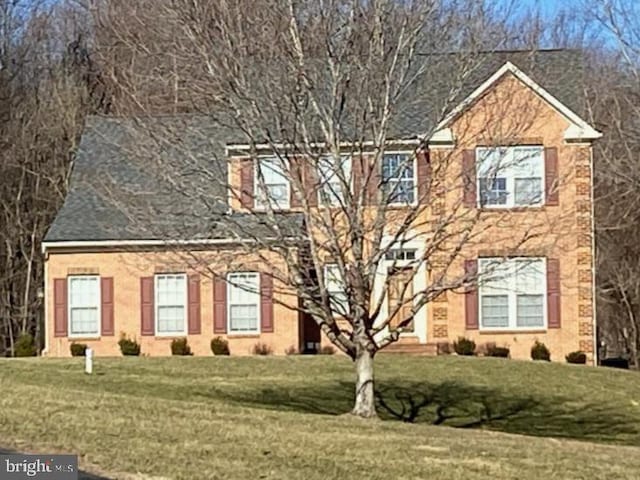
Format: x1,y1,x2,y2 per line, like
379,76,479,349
388,267,414,333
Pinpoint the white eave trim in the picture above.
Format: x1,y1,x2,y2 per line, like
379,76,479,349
226,139,421,155
564,123,602,142
433,61,602,142
428,128,455,146
41,237,292,253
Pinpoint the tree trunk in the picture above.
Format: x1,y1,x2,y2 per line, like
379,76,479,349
352,347,377,418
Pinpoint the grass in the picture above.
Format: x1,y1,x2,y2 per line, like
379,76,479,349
1,355,640,479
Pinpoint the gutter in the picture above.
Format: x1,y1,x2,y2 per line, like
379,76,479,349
41,236,299,254
42,258,49,357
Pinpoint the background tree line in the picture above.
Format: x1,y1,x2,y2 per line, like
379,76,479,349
0,0,638,367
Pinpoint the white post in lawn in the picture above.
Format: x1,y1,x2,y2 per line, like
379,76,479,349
85,348,93,374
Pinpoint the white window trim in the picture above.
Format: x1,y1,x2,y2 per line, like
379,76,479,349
317,154,353,207
227,272,261,335
372,233,428,344
475,146,545,209
254,156,291,210
382,151,418,207
67,275,101,339
154,273,188,337
478,257,548,332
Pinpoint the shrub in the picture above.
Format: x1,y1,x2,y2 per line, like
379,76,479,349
118,334,141,356
252,342,273,355
14,334,37,357
477,341,495,356
531,341,551,361
210,336,230,355
70,342,88,357
284,345,298,355
171,338,192,356
453,337,476,356
566,351,587,364
319,345,336,355
436,342,452,355
486,345,510,358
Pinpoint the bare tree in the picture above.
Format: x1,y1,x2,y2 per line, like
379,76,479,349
580,0,640,365
85,0,578,417
0,0,109,355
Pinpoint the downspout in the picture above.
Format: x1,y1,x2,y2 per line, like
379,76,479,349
42,249,49,357
589,146,598,366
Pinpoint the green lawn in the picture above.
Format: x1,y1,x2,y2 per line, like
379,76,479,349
1,356,640,479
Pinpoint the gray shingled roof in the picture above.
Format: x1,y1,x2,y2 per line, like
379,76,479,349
45,115,305,242
45,49,587,243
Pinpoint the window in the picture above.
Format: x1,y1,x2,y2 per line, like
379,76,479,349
228,272,260,333
318,154,352,205
478,258,546,330
255,157,290,209
155,274,187,335
382,153,415,204
476,146,544,208
324,264,348,316
68,275,100,336
385,248,417,261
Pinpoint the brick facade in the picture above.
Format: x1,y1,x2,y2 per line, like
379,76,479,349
44,69,597,363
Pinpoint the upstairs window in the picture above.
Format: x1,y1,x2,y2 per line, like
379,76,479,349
478,258,546,330
382,153,415,204
255,157,290,209
318,154,352,205
68,275,100,336
155,274,187,335
476,146,544,208
227,272,260,333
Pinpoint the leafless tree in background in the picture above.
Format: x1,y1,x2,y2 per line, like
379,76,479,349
583,0,640,366
0,0,109,355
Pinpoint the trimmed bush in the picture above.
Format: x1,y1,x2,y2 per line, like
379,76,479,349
210,336,230,355
118,334,141,356
486,345,510,358
319,345,336,355
453,337,476,356
566,351,587,364
252,342,273,355
171,338,192,356
531,341,551,361
14,334,37,357
70,342,88,357
284,345,298,355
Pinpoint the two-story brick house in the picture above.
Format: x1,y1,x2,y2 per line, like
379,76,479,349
42,50,601,362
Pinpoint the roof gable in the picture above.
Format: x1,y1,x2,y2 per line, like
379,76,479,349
430,61,601,143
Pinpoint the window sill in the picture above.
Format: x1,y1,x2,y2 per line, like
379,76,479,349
154,333,188,339
386,202,418,209
477,205,546,212
227,333,261,339
67,335,100,340
478,329,547,335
